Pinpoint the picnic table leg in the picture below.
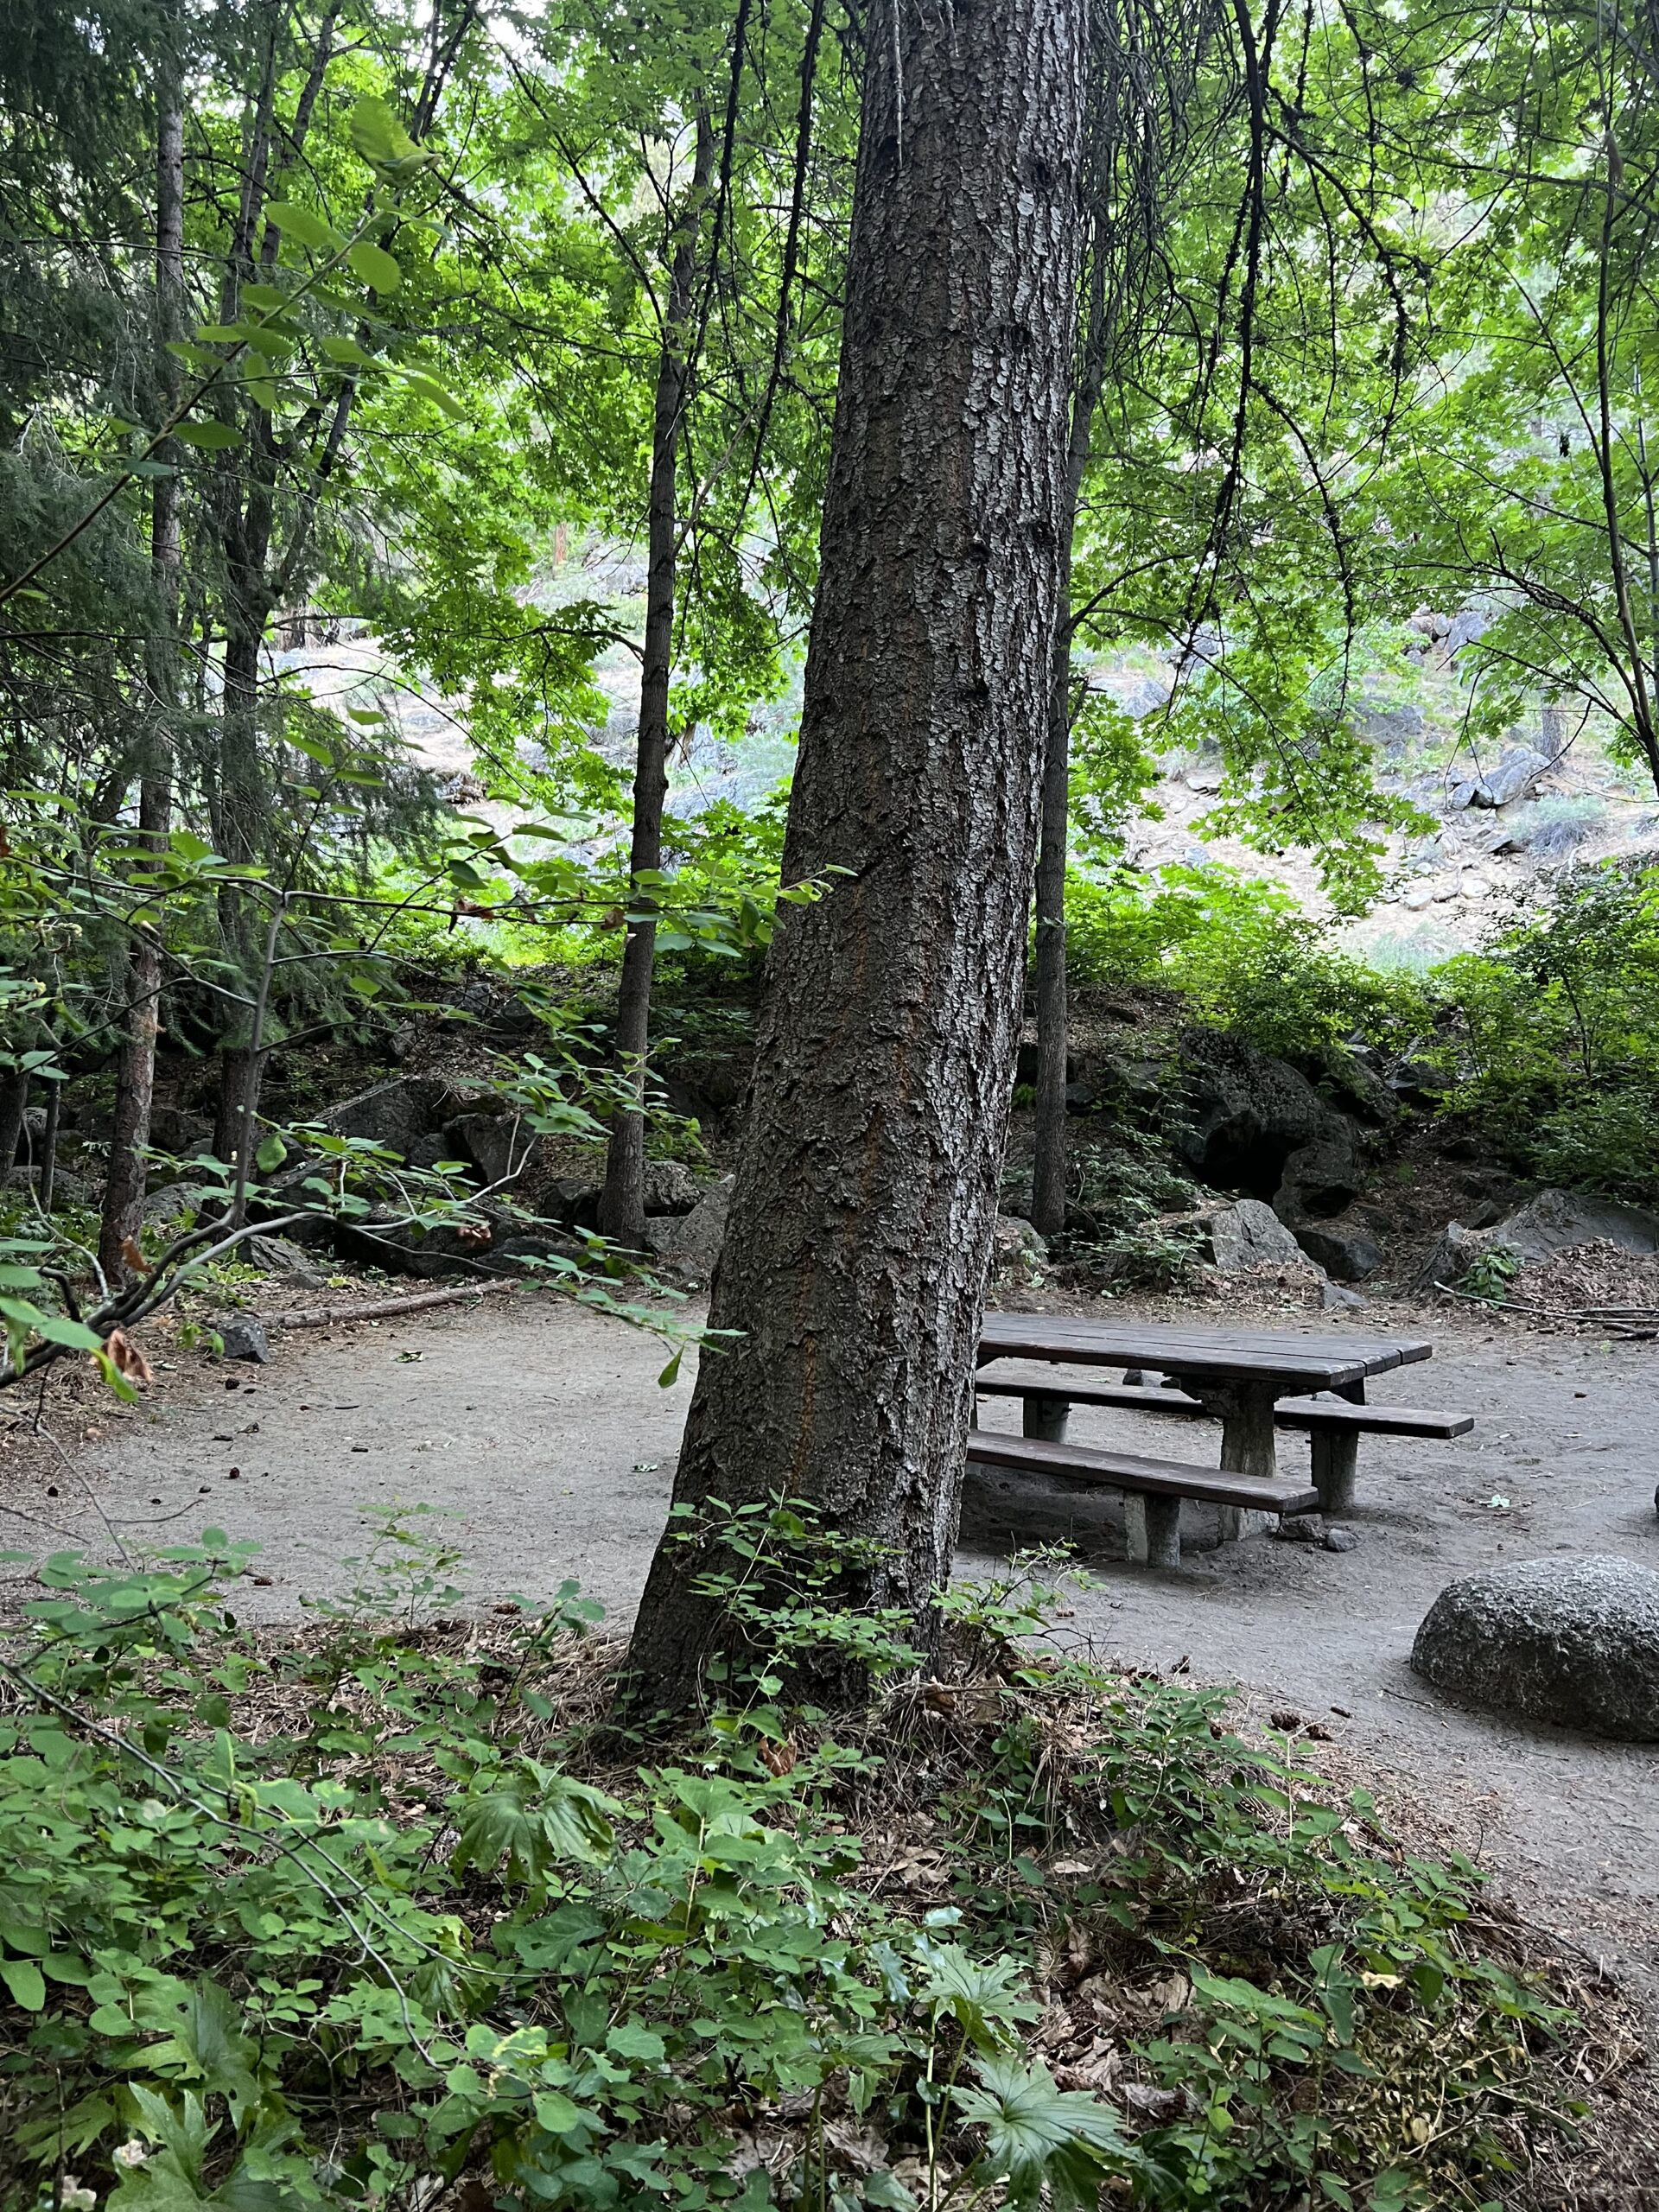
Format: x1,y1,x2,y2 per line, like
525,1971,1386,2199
1311,1428,1359,1514
1022,1393,1069,1442
1192,1381,1279,1541
1122,1495,1180,1566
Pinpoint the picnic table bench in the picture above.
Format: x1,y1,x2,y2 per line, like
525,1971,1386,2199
968,1313,1465,1560
972,1366,1472,1513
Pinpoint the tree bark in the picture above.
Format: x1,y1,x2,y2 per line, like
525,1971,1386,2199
597,112,715,1250
38,1081,60,1212
212,1046,260,1176
0,1070,29,1177
625,0,1088,1715
99,52,183,1281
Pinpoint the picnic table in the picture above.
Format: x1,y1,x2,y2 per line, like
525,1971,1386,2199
976,1314,1433,1482
969,1314,1458,1559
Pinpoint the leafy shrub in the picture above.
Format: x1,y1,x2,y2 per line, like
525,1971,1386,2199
0,1513,1583,2212
1457,1247,1522,1303
1506,793,1607,860
1065,867,1433,1064
1433,861,1659,1200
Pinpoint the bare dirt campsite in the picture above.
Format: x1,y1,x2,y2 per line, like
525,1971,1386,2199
15,1283,1656,1989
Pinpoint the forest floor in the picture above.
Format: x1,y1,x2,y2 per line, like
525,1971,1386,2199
3,1281,1656,2031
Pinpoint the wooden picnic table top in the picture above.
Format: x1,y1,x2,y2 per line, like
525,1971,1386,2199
977,1313,1433,1395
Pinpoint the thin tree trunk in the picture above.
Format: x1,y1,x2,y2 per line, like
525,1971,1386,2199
100,59,184,1281
1030,283,1109,1240
1030,613,1075,1238
625,0,1088,1716
598,112,716,1249
213,1046,260,1174
0,1070,29,1178
38,1082,60,1211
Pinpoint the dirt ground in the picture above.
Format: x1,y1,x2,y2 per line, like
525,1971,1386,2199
3,1283,1656,2016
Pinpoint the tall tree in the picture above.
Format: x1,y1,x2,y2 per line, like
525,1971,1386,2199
597,108,715,1248
99,29,183,1279
626,0,1089,1715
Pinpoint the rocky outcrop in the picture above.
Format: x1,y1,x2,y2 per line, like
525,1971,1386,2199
1274,1137,1364,1225
1412,1556,1659,1739
1421,1186,1659,1289
315,1074,457,1160
1175,1032,1338,1191
1168,1032,1381,1279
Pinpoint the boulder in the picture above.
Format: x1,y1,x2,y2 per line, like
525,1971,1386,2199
1202,1199,1304,1271
642,1159,703,1215
645,1176,733,1282
143,1182,213,1229
1486,1187,1659,1262
1412,1556,1659,1739
1478,746,1552,807
444,1110,524,1187
3,1166,92,1209
1422,1188,1659,1292
992,1215,1048,1280
217,1315,270,1363
1416,1219,1487,1291
1274,1135,1364,1224
1293,1221,1382,1282
244,1233,325,1288
148,1105,214,1156
315,1075,454,1162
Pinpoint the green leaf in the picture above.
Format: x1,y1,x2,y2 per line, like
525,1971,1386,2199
657,1348,683,1388
606,2022,665,2064
348,95,424,173
450,1762,617,1885
1,1958,46,2010
266,200,342,252
952,2055,1128,2210
0,1300,102,1351
346,241,403,295
173,419,242,450
319,334,384,371
532,2090,585,2136
254,1135,287,1173
398,367,467,420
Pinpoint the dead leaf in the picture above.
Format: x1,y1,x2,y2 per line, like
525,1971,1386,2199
761,1740,798,1778
1056,2045,1121,2094
823,2119,888,2173
104,1330,155,1387
1119,2082,1181,2122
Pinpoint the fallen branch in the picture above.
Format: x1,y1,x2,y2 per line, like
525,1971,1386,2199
261,1278,531,1332
1433,1281,1659,1332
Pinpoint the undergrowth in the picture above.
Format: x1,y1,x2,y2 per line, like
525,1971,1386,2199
0,1506,1593,2212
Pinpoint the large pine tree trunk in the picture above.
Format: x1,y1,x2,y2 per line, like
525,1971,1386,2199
598,114,715,1250
99,56,183,1281
626,0,1088,1714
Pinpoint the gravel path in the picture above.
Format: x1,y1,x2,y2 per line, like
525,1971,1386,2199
5,1287,1655,1999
